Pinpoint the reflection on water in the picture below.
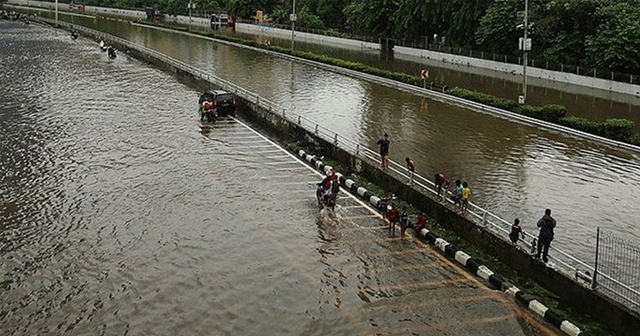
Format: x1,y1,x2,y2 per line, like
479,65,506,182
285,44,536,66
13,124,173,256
36,12,640,263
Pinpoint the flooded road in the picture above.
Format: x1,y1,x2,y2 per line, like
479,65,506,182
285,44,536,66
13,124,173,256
0,21,552,335
30,12,640,265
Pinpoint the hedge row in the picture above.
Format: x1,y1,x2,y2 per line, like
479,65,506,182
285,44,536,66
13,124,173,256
148,21,640,147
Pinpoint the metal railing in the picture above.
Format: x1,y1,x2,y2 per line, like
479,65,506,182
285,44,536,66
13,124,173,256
36,17,640,313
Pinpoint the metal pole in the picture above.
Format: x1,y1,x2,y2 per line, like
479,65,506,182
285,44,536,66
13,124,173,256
522,0,529,104
291,0,296,52
188,0,192,32
593,227,600,290
55,0,58,26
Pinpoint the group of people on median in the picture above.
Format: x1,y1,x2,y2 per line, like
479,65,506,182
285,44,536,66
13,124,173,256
375,133,557,263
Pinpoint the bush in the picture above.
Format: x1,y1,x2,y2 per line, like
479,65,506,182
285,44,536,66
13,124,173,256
603,118,635,142
541,104,567,123
519,104,566,123
630,133,640,146
559,116,603,135
448,87,518,110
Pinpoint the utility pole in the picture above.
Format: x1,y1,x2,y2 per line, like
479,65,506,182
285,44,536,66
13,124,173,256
188,0,193,32
55,0,58,26
519,0,530,104
290,0,296,52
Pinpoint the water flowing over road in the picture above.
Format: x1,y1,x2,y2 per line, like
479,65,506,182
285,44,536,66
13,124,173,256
0,21,554,335
31,12,640,265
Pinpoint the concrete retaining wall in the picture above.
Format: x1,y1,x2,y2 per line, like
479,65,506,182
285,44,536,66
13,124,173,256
396,46,640,97
236,23,380,51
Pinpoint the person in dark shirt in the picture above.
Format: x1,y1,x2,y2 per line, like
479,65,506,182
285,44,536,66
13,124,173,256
509,218,524,246
376,133,390,171
535,209,557,263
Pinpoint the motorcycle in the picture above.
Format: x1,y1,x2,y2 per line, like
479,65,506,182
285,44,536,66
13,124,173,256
200,107,218,123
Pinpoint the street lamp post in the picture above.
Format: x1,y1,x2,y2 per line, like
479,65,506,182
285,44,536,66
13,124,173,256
519,0,530,104
290,0,296,52
188,0,193,32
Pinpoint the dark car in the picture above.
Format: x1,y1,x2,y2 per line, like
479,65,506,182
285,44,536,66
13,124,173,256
198,90,236,117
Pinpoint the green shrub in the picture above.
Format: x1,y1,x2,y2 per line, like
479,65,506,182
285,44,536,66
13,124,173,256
630,133,640,146
519,104,566,123
559,116,603,135
448,87,518,110
519,105,544,119
541,104,567,122
603,118,635,142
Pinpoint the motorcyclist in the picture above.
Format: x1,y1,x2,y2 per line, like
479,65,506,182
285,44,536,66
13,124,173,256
201,99,216,121
316,169,336,205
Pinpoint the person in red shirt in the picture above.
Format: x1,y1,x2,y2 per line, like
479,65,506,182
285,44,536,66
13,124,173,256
434,173,449,198
386,204,399,237
415,212,427,232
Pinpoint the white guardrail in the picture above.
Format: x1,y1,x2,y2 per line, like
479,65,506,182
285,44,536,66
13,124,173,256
35,17,640,310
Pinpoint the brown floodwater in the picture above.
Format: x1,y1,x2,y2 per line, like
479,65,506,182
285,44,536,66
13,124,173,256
0,20,554,335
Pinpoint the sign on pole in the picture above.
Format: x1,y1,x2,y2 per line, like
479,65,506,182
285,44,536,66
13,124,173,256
420,69,429,79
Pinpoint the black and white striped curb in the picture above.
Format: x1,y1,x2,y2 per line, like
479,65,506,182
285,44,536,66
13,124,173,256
298,150,587,336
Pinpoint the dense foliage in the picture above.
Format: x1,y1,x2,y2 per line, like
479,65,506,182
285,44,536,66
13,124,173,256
82,0,640,74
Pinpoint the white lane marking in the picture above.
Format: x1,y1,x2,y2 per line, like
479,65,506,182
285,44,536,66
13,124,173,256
230,117,384,220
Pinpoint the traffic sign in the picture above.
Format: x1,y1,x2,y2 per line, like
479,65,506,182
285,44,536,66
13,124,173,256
420,69,429,79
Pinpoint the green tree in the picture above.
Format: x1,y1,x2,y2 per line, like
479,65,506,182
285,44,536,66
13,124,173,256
534,0,601,65
585,1,640,73
343,0,399,37
475,0,521,54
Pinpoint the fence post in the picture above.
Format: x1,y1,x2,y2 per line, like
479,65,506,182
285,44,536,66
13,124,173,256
333,134,338,146
504,55,507,63
593,69,597,77
611,72,614,81
356,144,360,156
577,66,580,75
561,64,564,72
481,211,488,226
546,61,548,69
297,115,301,125
532,59,535,67
314,124,318,135
592,227,600,290
518,57,521,65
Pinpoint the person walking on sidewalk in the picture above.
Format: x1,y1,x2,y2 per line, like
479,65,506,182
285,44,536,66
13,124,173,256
535,209,556,263
377,133,390,171
405,157,415,184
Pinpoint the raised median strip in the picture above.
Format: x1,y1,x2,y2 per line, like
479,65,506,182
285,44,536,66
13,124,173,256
298,149,588,336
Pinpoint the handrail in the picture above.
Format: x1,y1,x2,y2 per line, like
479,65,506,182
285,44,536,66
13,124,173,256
35,16,640,310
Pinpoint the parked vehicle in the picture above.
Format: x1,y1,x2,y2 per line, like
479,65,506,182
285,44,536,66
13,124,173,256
210,13,229,30
198,90,236,117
